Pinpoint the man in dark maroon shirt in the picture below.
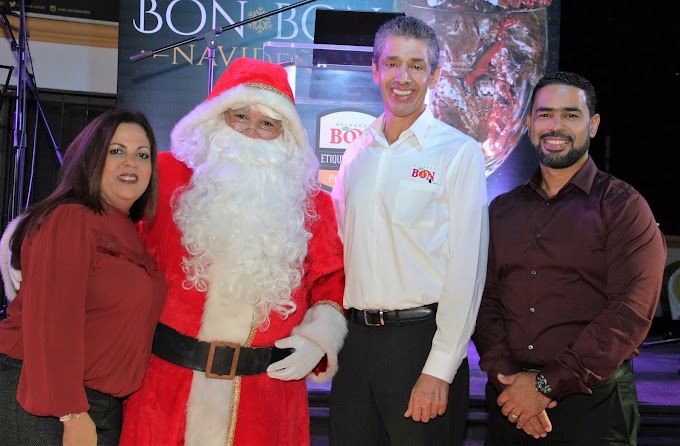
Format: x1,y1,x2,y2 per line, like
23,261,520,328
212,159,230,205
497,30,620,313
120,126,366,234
473,71,667,445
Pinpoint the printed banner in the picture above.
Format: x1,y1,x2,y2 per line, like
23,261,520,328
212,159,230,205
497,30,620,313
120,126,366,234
118,0,560,198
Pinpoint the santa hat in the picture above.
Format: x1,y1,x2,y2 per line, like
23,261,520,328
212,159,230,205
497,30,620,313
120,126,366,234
170,57,311,169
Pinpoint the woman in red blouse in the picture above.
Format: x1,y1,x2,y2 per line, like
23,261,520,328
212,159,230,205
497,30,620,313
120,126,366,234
0,109,167,446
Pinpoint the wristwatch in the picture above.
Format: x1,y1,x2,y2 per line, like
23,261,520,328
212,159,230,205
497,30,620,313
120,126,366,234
535,372,556,400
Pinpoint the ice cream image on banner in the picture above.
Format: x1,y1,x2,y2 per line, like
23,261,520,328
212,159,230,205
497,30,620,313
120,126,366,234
397,0,552,176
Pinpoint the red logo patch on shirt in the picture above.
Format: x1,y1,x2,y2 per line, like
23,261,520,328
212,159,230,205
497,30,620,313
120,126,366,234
410,165,438,184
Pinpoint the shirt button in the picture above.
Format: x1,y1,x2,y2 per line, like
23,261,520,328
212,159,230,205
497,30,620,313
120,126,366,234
531,270,537,275
528,345,534,350
546,202,550,206
530,307,536,313
535,233,541,239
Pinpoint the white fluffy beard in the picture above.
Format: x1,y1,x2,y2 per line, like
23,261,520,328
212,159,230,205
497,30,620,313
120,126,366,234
173,121,319,328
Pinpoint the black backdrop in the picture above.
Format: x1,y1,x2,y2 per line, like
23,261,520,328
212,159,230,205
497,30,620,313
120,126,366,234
559,1,680,237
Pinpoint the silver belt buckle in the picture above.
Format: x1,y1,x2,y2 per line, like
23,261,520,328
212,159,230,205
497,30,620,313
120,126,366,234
364,310,384,326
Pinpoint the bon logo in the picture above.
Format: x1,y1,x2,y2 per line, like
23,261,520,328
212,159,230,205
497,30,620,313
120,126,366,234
329,128,363,145
411,169,435,182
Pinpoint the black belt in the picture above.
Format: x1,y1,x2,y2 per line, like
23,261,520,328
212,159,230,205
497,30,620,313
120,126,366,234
151,323,294,380
347,303,438,327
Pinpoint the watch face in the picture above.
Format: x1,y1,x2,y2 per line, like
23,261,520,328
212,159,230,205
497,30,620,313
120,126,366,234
536,373,554,397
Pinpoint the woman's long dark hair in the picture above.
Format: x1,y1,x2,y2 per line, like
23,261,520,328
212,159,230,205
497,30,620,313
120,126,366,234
10,109,159,269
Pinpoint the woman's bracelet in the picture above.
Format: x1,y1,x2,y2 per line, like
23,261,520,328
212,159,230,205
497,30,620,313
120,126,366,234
58,413,83,422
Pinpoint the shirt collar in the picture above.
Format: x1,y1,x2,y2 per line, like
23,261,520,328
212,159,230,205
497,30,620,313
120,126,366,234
367,116,385,143
367,107,435,151
568,156,598,193
526,155,598,195
408,107,435,149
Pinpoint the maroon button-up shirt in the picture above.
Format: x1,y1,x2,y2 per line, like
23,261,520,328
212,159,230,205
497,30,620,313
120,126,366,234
473,157,667,399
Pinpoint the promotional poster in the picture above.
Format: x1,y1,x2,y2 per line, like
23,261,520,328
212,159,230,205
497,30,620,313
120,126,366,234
117,0,560,200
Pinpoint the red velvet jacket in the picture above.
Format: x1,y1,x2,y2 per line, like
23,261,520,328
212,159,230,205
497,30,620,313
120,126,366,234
120,153,345,446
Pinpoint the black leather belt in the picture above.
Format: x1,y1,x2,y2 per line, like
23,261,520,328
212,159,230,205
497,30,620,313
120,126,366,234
151,323,293,380
347,303,438,327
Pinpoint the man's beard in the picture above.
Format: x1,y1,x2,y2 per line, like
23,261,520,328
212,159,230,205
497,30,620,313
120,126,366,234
173,123,319,328
532,131,590,169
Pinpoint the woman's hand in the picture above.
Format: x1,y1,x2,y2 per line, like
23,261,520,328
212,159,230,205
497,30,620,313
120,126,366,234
62,412,96,446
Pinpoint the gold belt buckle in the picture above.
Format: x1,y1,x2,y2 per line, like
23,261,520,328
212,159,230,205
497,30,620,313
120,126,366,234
205,341,241,380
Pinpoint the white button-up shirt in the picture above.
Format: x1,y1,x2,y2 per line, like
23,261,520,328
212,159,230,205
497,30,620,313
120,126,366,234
331,108,489,382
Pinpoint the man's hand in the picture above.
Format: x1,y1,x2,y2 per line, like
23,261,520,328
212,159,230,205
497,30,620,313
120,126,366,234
496,372,557,436
62,412,96,446
404,373,449,423
521,412,553,439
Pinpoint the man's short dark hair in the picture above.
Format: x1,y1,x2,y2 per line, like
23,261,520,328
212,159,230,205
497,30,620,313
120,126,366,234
531,71,598,116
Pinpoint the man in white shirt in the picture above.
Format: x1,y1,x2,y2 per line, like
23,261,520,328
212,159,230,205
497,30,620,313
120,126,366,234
329,15,489,446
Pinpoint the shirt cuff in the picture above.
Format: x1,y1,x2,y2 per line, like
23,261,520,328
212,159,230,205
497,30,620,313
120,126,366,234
541,362,591,400
422,349,462,384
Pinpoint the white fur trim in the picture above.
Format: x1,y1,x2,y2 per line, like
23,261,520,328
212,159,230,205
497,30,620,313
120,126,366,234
171,84,311,170
292,304,348,383
185,373,234,446
185,296,254,444
0,217,21,303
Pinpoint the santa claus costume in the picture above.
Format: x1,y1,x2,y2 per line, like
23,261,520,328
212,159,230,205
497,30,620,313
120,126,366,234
120,58,347,446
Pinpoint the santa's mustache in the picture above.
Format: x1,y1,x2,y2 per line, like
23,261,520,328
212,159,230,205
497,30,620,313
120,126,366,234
210,129,293,167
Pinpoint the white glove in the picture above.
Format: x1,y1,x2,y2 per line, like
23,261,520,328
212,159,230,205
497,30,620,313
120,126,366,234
266,335,324,381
